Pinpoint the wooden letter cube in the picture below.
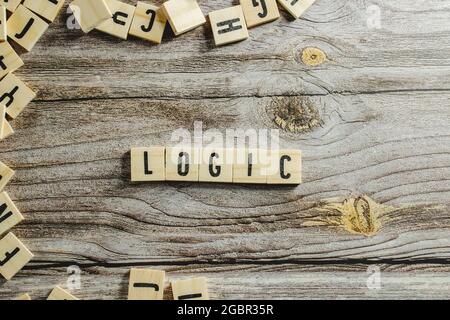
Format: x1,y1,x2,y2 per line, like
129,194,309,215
128,268,165,300
0,192,24,236
1,0,21,13
172,277,209,300
240,0,279,28
16,293,31,300
130,147,165,182
209,6,249,46
69,0,112,33
0,104,4,138
0,5,6,42
47,286,78,300
199,148,234,183
162,0,206,36
1,117,13,140
165,147,200,182
23,0,66,22
0,161,15,191
96,0,135,40
0,73,36,119
266,149,302,184
0,41,24,78
0,232,33,280
7,5,49,52
233,149,268,184
277,0,316,19
129,1,166,44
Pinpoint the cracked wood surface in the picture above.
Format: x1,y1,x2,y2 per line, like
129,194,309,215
1,0,450,299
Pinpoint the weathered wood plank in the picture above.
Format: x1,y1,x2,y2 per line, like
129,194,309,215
1,264,450,300
14,0,450,100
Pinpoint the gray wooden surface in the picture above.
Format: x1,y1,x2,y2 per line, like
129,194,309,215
1,0,450,299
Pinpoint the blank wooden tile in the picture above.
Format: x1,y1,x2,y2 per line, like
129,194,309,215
277,0,316,19
233,149,268,184
0,232,33,280
266,149,302,184
172,277,209,300
199,148,234,183
16,293,31,300
47,286,78,300
96,0,135,40
162,0,205,36
1,0,21,13
69,0,112,33
0,117,13,140
23,0,65,22
0,41,24,78
240,0,279,28
165,147,200,182
129,1,166,44
128,268,165,300
0,161,15,191
209,6,248,46
0,191,24,236
0,73,36,119
7,5,49,51
0,5,6,42
130,147,165,182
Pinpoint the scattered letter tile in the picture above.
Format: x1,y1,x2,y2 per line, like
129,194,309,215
0,161,15,191
172,277,209,300
209,6,248,46
1,0,21,13
47,286,78,300
23,0,66,22
129,1,166,44
277,0,316,19
0,41,24,78
0,5,6,42
0,117,13,140
69,0,112,33
96,0,135,40
7,5,49,51
162,0,206,36
0,191,24,236
240,0,279,28
0,73,36,119
128,268,165,300
0,232,33,280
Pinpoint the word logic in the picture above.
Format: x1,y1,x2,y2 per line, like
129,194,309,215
131,147,302,184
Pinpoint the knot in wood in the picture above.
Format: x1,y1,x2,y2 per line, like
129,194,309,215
301,47,327,66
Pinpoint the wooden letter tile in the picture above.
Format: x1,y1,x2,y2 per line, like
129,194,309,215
130,147,165,182
96,0,135,40
47,286,78,300
209,6,249,46
1,117,13,140
172,277,209,300
128,268,165,300
233,149,268,184
162,0,206,36
199,148,234,183
165,146,200,181
0,192,24,236
16,293,31,300
0,161,15,192
0,5,6,42
0,41,24,78
7,5,49,52
1,0,21,13
23,0,65,22
0,232,33,280
69,0,112,33
240,0,279,28
277,0,316,19
129,1,166,44
266,149,302,184
0,73,36,119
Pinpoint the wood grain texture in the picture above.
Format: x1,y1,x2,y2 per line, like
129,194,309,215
0,0,449,299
